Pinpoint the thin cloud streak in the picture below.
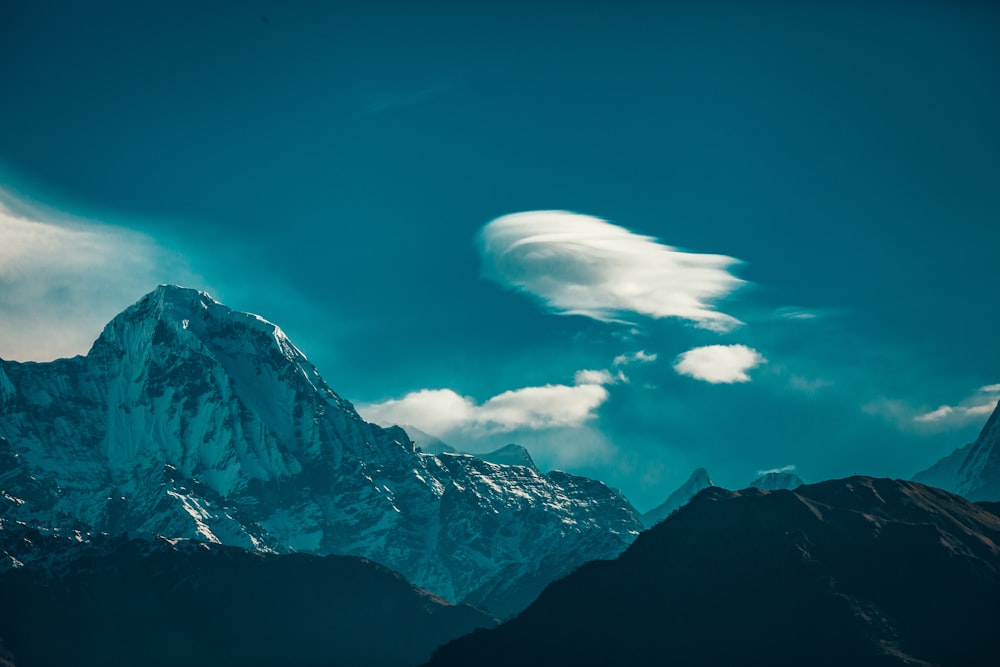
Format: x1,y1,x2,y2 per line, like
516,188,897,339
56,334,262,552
613,350,657,366
913,383,1000,425
915,401,999,423
868,383,1000,432
478,211,745,331
756,464,797,476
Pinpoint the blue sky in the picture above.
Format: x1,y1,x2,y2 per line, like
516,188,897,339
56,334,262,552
1,1,998,510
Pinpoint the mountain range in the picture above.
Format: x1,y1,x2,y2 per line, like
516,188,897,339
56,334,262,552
426,476,1000,666
4,286,1000,666
0,285,640,618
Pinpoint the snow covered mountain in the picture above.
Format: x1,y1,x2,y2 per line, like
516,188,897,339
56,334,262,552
0,285,642,615
641,468,714,528
749,470,804,491
914,400,1000,501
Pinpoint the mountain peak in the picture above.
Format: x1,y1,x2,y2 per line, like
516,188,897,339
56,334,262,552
91,285,306,367
149,283,218,306
688,467,712,486
1,287,643,614
913,400,1000,501
641,467,715,528
122,284,221,325
749,470,803,491
479,444,537,470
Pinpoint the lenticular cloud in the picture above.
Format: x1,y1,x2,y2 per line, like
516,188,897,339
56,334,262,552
478,211,744,331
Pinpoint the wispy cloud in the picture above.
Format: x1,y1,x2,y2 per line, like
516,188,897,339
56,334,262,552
914,401,998,423
756,464,796,476
360,83,452,114
867,384,999,431
788,375,833,393
478,211,745,331
912,384,1000,425
673,344,765,384
356,368,620,437
774,306,819,320
613,350,657,367
0,191,198,361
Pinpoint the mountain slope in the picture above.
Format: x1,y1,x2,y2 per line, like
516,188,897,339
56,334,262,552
914,400,1000,501
0,520,495,667
0,286,641,613
641,467,713,528
426,477,1000,667
749,470,804,491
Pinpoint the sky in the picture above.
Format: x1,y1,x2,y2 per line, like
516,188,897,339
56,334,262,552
1,0,998,511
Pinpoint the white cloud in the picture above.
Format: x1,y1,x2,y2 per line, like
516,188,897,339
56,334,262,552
0,192,198,361
574,368,626,386
673,344,765,384
357,378,611,437
915,401,998,423
756,464,796,476
913,405,955,423
613,350,658,367
868,385,999,432
478,211,744,331
911,382,1000,426
964,402,997,417
356,388,475,435
478,384,610,431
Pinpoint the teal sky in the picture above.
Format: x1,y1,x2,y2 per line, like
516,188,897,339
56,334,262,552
1,0,998,510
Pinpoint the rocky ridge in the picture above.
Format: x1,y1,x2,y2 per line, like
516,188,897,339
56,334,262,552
0,286,642,614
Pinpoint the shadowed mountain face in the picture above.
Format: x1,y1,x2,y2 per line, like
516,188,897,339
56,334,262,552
915,400,1000,501
0,522,495,667
0,286,640,615
641,467,714,528
426,477,1000,667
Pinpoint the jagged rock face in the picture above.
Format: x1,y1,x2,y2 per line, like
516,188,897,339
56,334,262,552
0,286,642,612
915,401,1000,502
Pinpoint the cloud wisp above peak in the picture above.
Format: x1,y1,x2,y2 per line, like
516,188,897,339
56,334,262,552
673,344,766,384
914,400,998,424
477,211,745,331
756,464,797,476
911,384,1000,426
866,383,1000,432
0,192,199,362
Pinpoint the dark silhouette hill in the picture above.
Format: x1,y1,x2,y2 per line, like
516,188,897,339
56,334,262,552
0,526,495,667
426,477,1000,667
